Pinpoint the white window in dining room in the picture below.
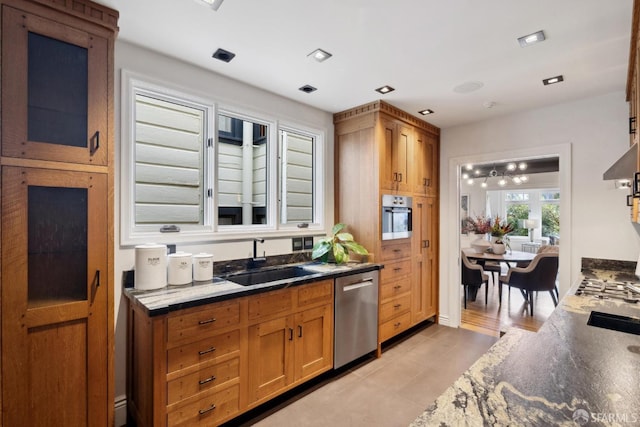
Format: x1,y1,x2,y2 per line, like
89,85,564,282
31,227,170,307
133,92,209,227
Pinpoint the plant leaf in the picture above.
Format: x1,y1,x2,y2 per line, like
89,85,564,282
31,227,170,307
311,241,331,260
335,232,354,243
333,243,347,264
342,241,369,255
331,223,346,235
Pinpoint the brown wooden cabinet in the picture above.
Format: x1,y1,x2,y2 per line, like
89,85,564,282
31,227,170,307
0,0,118,425
127,280,333,426
334,100,440,349
412,196,438,323
247,280,333,406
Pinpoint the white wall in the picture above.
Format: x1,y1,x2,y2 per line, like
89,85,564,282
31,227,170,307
113,41,334,420
439,91,640,328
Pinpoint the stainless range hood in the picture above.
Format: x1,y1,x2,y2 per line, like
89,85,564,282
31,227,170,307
603,143,637,180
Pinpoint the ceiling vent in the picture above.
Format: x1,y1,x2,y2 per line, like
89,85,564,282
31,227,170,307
212,48,235,63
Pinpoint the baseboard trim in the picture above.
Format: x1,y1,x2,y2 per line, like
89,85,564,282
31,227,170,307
115,395,127,427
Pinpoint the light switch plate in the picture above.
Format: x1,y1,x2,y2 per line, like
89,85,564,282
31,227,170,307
303,236,314,250
292,237,303,251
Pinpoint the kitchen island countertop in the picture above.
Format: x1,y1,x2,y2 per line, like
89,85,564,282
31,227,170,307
411,259,640,426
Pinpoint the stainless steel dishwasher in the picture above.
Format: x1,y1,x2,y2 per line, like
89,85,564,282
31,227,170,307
334,270,379,368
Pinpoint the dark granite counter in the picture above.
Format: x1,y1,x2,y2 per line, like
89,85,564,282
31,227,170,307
124,261,381,316
411,259,640,426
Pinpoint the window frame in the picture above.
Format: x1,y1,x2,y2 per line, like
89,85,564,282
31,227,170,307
278,122,325,230
121,70,216,246
120,70,326,246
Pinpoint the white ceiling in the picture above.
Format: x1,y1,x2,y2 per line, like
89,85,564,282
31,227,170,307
96,0,633,129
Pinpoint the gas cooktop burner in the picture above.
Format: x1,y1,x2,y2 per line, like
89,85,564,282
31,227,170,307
576,279,640,303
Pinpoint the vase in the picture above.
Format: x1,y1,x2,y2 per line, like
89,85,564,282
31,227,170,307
492,242,506,255
471,234,491,253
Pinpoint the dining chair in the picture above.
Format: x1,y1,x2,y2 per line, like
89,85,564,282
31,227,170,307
498,253,559,316
461,251,489,309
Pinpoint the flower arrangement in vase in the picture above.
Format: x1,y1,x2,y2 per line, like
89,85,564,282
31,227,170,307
489,216,514,254
464,214,493,253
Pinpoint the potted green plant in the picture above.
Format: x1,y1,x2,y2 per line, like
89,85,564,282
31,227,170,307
311,223,369,264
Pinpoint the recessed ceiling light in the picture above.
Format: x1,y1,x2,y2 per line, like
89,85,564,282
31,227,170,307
299,84,317,93
542,75,564,85
308,48,332,62
212,48,235,63
375,85,395,94
198,0,224,11
418,109,434,115
518,30,546,47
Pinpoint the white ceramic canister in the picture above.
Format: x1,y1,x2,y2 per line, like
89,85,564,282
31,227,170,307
134,244,167,290
167,252,193,285
192,253,214,282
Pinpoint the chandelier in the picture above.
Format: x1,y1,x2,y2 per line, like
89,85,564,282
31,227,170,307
462,162,529,188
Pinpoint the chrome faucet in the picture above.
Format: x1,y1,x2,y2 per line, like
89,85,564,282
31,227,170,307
253,237,266,262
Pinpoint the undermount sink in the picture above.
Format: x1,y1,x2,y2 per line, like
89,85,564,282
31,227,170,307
587,311,640,336
224,265,313,286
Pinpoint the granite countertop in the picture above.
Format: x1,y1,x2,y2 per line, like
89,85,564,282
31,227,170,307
411,259,640,426
124,261,382,316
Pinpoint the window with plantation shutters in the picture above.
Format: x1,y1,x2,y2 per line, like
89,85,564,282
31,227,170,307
280,130,314,224
134,93,206,225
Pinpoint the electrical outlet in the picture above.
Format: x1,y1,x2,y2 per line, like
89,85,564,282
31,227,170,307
303,236,314,250
292,237,303,251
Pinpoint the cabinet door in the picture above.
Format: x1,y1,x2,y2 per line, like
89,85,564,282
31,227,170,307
413,129,437,196
412,197,437,323
294,304,333,382
380,117,411,192
1,166,108,426
247,315,294,403
1,6,108,165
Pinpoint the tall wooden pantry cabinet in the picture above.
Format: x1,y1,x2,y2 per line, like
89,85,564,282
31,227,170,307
334,101,439,352
0,1,118,425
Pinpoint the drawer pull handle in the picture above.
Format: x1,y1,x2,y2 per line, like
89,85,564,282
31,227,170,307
398,173,403,182
394,285,402,290
393,267,402,272
298,325,303,338
199,375,216,386
198,404,216,415
198,347,216,356
394,322,401,328
289,328,294,341
393,249,401,253
198,318,216,325
394,304,401,309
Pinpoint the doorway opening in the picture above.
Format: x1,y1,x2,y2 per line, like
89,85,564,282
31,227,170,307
458,157,561,336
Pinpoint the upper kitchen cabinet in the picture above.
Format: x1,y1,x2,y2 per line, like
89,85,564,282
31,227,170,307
627,0,640,151
413,128,439,196
1,0,117,166
0,0,118,425
380,116,412,193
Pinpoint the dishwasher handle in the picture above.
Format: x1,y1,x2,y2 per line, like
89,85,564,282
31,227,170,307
342,279,375,292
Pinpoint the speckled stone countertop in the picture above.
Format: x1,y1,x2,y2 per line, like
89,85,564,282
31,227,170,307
411,259,640,426
124,261,381,316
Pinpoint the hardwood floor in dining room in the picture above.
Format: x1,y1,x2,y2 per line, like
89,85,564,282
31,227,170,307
460,274,556,337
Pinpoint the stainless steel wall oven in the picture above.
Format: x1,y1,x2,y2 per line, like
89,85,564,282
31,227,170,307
381,195,412,240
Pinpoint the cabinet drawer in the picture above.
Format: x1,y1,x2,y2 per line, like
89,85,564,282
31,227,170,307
379,311,412,342
167,384,239,427
167,357,240,405
167,330,240,373
380,259,411,282
167,300,240,345
380,242,411,261
297,280,333,308
379,294,411,323
248,288,293,321
379,277,411,300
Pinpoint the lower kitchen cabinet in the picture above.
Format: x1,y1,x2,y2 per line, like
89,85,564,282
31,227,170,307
127,279,334,426
247,281,333,406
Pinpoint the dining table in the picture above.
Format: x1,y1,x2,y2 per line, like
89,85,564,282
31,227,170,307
462,248,537,301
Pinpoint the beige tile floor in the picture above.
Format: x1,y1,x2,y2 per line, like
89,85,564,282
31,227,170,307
236,323,498,427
